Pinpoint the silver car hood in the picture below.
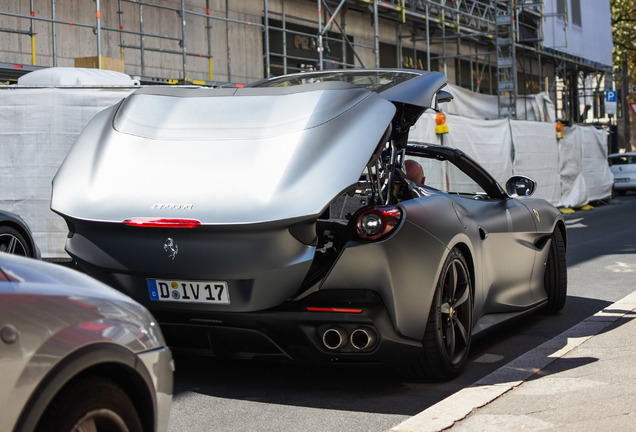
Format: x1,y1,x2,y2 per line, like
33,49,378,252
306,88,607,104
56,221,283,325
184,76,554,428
52,84,396,224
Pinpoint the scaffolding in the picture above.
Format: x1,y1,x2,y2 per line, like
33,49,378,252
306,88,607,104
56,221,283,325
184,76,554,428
0,0,612,122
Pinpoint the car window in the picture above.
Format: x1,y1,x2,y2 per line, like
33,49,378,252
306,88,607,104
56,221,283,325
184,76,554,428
253,71,419,93
609,155,635,166
405,156,489,197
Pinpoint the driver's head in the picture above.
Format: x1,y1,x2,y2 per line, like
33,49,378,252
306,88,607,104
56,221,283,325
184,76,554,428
404,160,425,184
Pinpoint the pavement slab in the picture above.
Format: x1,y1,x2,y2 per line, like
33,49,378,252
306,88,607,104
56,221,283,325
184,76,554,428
390,290,636,432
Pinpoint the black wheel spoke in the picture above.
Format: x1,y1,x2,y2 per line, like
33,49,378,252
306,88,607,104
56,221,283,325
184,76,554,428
446,262,458,300
454,283,470,308
444,321,455,358
454,317,469,346
7,236,18,254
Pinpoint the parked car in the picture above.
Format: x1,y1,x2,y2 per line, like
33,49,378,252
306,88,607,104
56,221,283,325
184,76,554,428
0,253,173,432
51,68,566,380
608,152,636,195
0,210,40,258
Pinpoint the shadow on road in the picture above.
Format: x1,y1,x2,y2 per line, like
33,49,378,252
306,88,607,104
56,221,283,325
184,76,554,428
171,297,612,417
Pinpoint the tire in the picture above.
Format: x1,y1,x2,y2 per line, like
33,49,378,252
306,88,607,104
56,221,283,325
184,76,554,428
401,248,473,381
0,225,32,257
35,375,143,432
544,228,567,313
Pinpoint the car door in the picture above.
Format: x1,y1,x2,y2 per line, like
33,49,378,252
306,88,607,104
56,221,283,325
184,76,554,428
406,147,540,317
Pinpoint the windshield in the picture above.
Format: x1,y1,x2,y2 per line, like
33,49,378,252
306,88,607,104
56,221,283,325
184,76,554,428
252,70,420,93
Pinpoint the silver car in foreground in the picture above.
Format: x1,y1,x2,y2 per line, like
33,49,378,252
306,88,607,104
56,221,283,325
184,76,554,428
51,69,566,380
0,253,173,432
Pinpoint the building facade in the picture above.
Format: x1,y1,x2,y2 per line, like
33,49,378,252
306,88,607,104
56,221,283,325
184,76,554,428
1,0,624,142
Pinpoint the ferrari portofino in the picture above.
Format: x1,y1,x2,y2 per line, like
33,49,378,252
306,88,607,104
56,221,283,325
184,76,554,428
51,69,566,379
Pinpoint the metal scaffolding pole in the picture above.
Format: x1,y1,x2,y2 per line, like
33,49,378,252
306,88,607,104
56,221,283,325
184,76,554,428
180,0,187,79
373,0,379,68
264,0,270,76
226,0,231,81
317,0,323,69
206,0,213,80
50,0,57,66
96,0,102,69
282,0,287,74
29,0,35,65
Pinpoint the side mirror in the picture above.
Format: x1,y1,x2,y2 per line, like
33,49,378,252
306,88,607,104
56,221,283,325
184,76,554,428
505,175,536,198
436,90,453,104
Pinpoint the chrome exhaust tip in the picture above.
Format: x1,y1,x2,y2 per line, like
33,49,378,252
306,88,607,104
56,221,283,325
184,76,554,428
350,327,377,350
322,327,348,350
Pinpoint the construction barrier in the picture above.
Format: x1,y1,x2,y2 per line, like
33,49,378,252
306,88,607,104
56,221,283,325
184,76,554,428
1,77,614,258
409,113,613,210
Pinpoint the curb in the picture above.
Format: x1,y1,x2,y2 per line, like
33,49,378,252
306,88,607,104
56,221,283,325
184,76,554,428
390,290,636,432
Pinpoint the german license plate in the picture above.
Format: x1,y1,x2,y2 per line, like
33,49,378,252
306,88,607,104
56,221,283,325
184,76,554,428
147,279,230,304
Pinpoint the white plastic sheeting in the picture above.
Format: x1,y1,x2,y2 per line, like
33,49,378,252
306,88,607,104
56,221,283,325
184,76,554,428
410,114,513,186
578,125,615,202
17,67,139,86
0,88,133,258
509,120,561,206
440,84,556,122
409,113,612,208
559,126,588,208
1,89,613,259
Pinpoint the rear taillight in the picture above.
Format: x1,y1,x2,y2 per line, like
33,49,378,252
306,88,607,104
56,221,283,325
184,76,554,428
355,206,402,240
306,307,364,313
122,218,201,228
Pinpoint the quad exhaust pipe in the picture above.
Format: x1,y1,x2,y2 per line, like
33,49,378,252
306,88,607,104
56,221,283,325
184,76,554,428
321,326,377,351
322,327,348,350
350,327,376,350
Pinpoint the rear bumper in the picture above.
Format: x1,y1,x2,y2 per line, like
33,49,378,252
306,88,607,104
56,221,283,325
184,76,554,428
152,293,423,367
614,177,636,190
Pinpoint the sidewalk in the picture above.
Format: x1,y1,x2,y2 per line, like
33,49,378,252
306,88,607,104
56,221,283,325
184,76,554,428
390,291,636,432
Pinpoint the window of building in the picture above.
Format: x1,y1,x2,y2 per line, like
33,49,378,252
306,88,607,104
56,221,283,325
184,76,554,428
556,0,566,18
556,0,581,26
571,0,582,27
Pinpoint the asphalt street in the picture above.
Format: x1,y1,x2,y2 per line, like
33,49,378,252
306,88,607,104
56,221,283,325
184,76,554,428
167,193,636,432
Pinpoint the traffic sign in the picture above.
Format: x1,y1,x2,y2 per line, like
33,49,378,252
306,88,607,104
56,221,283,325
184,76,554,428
605,90,617,115
630,102,636,118
632,85,636,93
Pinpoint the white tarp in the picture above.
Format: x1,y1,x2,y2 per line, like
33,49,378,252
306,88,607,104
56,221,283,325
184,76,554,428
1,87,612,259
510,120,562,206
559,126,589,208
409,114,610,209
0,88,133,258
441,84,556,123
410,113,513,186
17,67,139,86
578,125,614,201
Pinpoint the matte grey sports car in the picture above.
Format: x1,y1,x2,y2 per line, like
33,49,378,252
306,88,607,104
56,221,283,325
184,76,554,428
51,69,567,380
